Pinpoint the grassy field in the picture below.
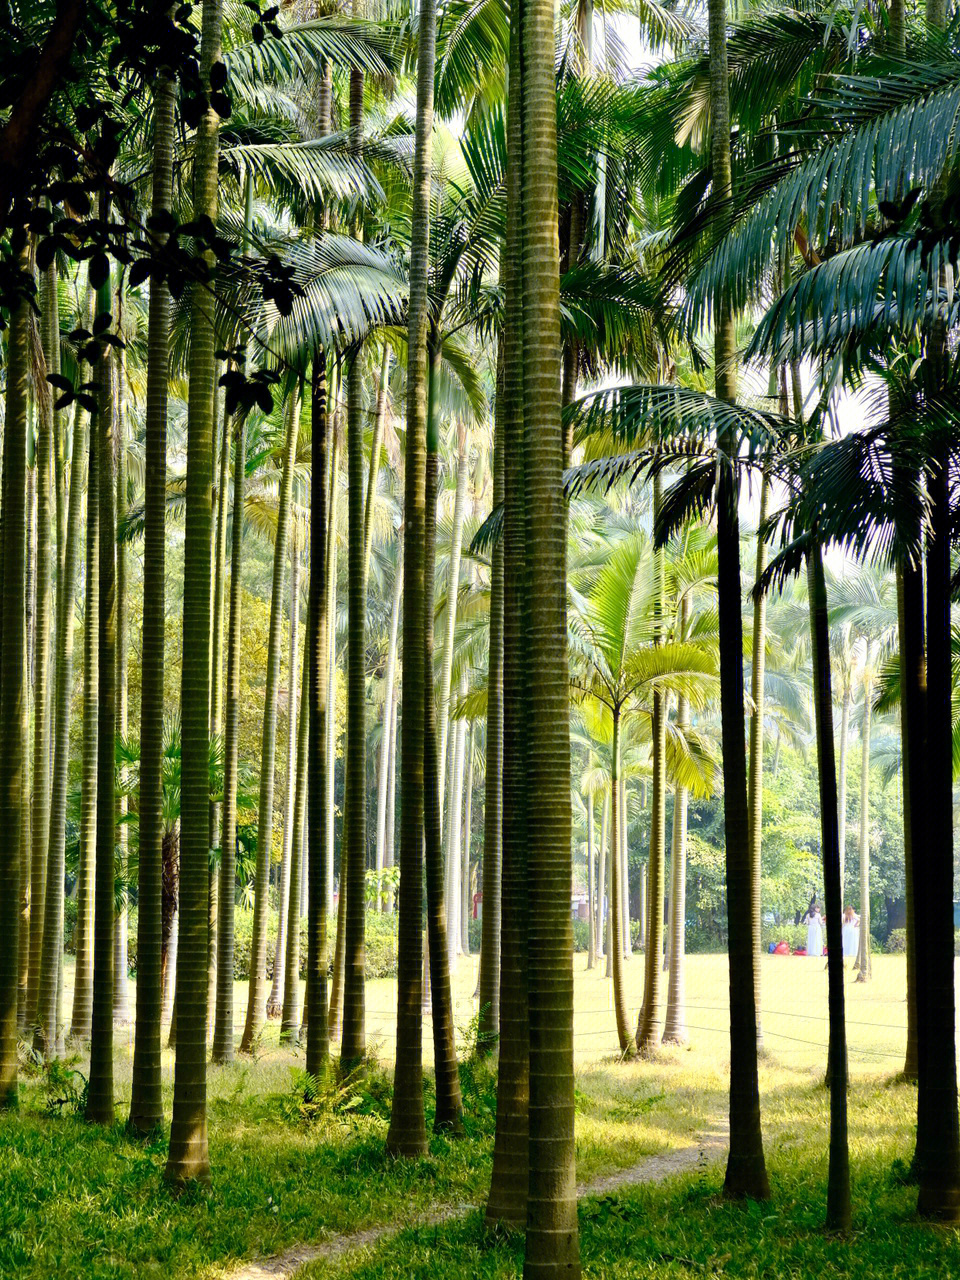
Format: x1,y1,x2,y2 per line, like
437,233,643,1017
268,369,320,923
0,951,944,1278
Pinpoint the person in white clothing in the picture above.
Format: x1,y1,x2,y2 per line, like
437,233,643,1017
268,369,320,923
841,905,860,964
802,903,824,957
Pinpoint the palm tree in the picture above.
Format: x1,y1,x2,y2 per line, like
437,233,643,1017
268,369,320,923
340,344,367,1075
805,542,851,1231
520,0,580,1264
0,262,29,1109
86,249,117,1128
27,259,55,1049
165,0,223,1187
487,24,528,1226
385,0,436,1159
241,378,302,1054
306,345,332,1082
72,295,98,1042
130,50,176,1128
708,0,769,1202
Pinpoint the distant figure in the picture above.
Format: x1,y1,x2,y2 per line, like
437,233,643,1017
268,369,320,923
842,906,860,962
802,903,824,958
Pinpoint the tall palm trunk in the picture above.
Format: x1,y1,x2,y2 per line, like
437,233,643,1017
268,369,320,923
424,347,464,1131
746,470,770,1047
29,261,57,1053
212,172,255,1066
268,546,301,1018
375,546,403,905
384,681,398,911
709,0,769,1202
72,372,98,1041
363,343,391,573
165,0,222,1186
520,0,581,1259
621,781,632,957
837,687,850,902
597,794,607,961
611,711,636,1057
461,719,475,955
478,361,504,1048
444,684,467,964
915,438,960,1218
0,267,29,1107
806,543,851,1231
340,347,367,1074
485,17,529,1220
437,424,469,818
664,599,691,1045
240,380,300,1053
281,636,309,1043
385,0,437,1158
325,423,340,917
86,256,117,1127
306,350,332,1079
586,781,596,969
896,570,918,1081
855,656,873,982
129,53,175,1126
638,692,665,1051
114,336,131,1023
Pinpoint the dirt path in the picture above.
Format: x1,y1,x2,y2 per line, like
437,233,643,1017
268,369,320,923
225,1123,728,1280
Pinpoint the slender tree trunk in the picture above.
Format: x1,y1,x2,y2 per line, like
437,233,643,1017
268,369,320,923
340,346,367,1074
664,599,691,1045
806,544,851,1231
268,547,300,1018
384,680,398,913
86,251,116,1127
709,0,769,1202
462,719,475,955
837,688,850,904
896,570,919,1081
129,56,174,1124
747,470,770,1049
165,0,222,1186
521,0,581,1255
437,425,469,826
586,778,597,970
445,689,467,964
362,342,391,575
611,711,636,1057
72,391,98,1042
639,689,665,1051
306,349,332,1078
855,661,873,982
240,380,300,1053
325,422,341,997
478,344,504,1050
30,260,57,1053
113,333,131,1024
281,632,309,1043
424,348,464,1132
0,265,29,1107
597,796,607,962
375,546,403,905
485,16,529,1220
212,381,247,1064
385,0,436,1158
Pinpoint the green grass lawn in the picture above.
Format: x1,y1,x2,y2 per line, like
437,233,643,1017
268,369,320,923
0,951,946,1278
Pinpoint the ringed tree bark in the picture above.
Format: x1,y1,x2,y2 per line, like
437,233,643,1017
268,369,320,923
708,0,770,1202
240,378,300,1053
86,247,117,1128
485,8,529,1220
384,0,435,1158
855,643,874,983
129,48,175,1130
806,541,851,1232
0,259,30,1108
305,348,332,1079
520,0,582,1259
165,0,223,1187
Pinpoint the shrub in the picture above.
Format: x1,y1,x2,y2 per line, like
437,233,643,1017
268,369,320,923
885,928,907,954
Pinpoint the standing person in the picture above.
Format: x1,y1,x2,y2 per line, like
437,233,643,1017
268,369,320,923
803,902,824,958
841,906,860,965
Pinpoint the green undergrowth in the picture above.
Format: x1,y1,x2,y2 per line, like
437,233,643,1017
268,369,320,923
301,1078,949,1280
0,1042,717,1280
